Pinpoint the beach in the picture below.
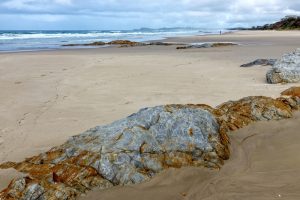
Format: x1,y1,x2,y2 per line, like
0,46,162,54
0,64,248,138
0,30,300,196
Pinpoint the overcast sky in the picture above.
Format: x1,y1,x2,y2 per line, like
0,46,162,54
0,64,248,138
0,0,300,30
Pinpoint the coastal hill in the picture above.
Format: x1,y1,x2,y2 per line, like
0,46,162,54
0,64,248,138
254,16,300,30
232,16,300,30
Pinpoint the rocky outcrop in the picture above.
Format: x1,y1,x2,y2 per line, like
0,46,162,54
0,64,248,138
62,40,144,47
61,41,237,49
266,49,300,83
147,42,180,46
176,43,237,49
106,40,143,46
62,42,106,47
1,87,300,200
61,40,182,48
240,59,277,67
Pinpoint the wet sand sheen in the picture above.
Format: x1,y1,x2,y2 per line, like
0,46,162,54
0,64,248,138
82,112,300,200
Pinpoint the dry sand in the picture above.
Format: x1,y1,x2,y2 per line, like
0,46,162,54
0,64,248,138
0,30,300,195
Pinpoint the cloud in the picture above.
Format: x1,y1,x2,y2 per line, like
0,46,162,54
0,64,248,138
54,0,72,5
0,0,299,29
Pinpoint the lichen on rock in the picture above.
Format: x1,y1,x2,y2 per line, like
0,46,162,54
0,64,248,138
1,87,300,200
266,49,300,83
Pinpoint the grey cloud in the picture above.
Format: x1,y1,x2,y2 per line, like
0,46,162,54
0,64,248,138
0,0,299,29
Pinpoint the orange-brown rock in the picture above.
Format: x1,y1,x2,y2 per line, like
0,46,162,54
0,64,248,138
0,87,299,200
281,86,300,97
107,40,141,46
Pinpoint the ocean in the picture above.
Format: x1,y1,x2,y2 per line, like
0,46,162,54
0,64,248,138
0,28,221,52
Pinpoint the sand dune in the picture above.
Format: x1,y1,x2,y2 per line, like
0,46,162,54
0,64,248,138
82,111,300,200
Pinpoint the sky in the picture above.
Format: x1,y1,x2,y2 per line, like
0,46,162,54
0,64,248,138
0,0,300,30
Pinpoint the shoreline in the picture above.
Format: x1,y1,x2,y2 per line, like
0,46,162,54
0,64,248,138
1,30,299,54
0,30,236,54
0,30,223,53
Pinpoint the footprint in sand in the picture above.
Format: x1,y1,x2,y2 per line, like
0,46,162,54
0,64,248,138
14,81,22,84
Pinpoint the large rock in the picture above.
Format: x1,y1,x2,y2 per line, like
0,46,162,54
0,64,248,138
266,49,300,83
1,87,300,200
0,105,227,200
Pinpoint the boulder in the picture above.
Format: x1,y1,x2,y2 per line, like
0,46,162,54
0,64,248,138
1,87,300,199
266,49,300,83
0,105,227,199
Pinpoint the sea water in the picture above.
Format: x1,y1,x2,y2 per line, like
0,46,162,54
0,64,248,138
0,28,222,52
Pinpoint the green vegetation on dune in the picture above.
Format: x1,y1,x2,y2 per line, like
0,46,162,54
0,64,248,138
252,16,300,30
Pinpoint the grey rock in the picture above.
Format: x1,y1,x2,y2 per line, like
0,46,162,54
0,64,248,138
147,42,176,46
266,49,300,83
63,105,224,185
21,184,45,200
2,90,300,199
7,178,26,198
176,43,237,49
240,59,277,67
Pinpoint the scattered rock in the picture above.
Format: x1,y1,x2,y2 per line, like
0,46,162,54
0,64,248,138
61,41,237,49
63,40,144,48
119,42,183,48
266,49,300,84
147,42,183,46
240,59,277,67
107,40,142,46
14,81,22,85
176,43,237,49
180,192,187,197
84,42,106,46
62,41,106,47
1,87,300,199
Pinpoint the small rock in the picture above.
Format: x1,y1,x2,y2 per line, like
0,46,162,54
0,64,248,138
240,59,277,67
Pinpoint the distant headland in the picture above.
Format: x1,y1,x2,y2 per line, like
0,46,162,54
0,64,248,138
231,15,300,30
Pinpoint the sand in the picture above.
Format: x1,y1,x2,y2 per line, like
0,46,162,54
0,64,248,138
0,30,300,194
